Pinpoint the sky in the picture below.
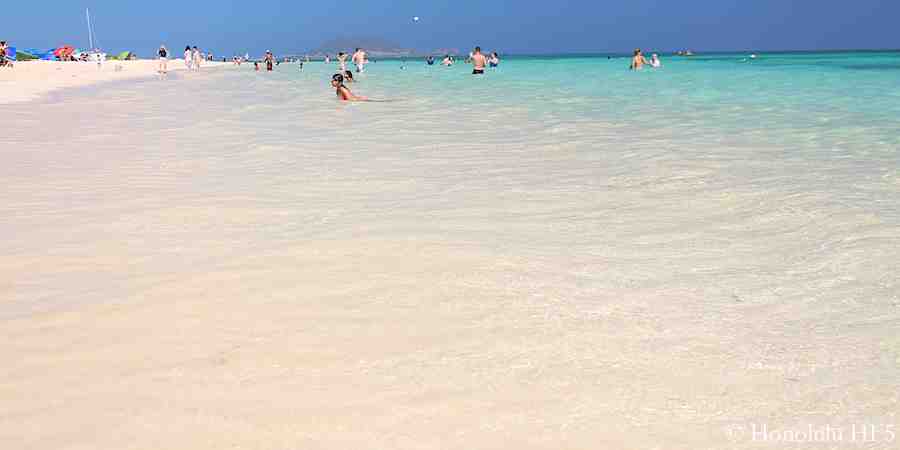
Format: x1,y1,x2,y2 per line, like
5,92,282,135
5,0,899,56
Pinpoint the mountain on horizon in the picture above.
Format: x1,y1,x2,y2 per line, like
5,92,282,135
310,37,460,58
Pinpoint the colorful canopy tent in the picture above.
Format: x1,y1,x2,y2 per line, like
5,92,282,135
112,51,135,60
23,48,57,60
16,50,39,61
54,46,76,60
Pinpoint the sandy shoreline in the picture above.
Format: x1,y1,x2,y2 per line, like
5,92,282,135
0,59,232,104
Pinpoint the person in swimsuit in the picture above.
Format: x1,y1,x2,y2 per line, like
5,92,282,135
352,48,367,73
630,48,648,70
157,45,169,74
337,52,348,72
0,41,11,68
331,73,368,101
184,46,193,71
426,56,435,66
442,55,453,66
264,51,274,71
650,53,661,68
489,52,499,68
192,46,202,71
343,70,354,83
470,46,487,75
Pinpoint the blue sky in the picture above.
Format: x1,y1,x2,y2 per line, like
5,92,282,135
5,0,899,55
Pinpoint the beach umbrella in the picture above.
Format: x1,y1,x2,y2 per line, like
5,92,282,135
54,45,75,58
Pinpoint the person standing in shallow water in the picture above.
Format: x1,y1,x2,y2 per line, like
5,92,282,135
630,48,648,70
184,46,193,71
470,46,487,75
352,48,367,73
264,51,275,71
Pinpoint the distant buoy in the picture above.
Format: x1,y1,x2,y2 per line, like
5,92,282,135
413,16,420,22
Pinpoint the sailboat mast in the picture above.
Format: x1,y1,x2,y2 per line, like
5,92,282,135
87,8,94,50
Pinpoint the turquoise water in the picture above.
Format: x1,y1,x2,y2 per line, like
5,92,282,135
271,52,899,154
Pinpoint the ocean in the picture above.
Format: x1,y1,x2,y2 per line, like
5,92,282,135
2,51,898,448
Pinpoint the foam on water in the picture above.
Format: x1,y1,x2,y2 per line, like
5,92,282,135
2,53,898,448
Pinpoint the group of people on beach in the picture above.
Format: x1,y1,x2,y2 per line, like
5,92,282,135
155,45,209,75
0,41,11,68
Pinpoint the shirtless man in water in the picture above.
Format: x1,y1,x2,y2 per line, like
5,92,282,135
352,48,367,73
470,46,487,75
630,48,649,70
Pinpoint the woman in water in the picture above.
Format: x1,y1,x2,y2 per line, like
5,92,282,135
489,52,500,68
650,53,661,68
331,73,368,101
343,70,354,83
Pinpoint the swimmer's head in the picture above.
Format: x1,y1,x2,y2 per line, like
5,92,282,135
331,73,344,87
344,70,353,80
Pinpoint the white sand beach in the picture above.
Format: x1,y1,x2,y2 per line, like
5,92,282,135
1,59,229,104
2,57,898,450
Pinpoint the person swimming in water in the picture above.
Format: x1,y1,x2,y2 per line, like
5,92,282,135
426,55,435,65
331,73,368,101
442,55,453,66
343,70,354,83
630,48,649,70
650,53,661,68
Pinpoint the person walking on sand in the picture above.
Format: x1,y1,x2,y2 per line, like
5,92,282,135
470,46,487,75
352,48,367,73
192,46,202,71
157,45,169,74
184,46,193,71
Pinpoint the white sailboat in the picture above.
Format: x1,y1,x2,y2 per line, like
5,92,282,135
85,8,106,64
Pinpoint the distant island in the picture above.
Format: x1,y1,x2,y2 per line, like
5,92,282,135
300,36,460,58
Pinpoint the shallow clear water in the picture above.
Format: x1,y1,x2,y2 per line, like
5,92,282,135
2,52,899,449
